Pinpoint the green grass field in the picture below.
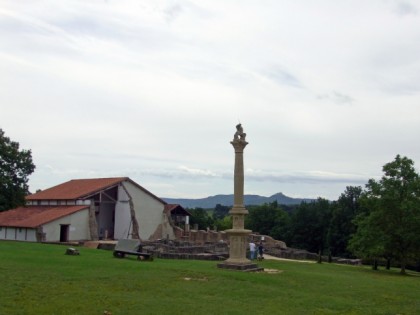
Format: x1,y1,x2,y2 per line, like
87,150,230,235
0,241,419,315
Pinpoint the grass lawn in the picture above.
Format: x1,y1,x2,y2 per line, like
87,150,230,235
0,241,419,315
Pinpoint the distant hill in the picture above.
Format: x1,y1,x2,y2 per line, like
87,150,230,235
162,193,315,209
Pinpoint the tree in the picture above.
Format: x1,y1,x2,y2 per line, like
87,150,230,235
188,208,214,230
349,155,420,274
245,201,290,240
0,129,35,212
348,202,388,270
289,198,331,254
213,204,230,220
327,186,362,258
214,215,232,231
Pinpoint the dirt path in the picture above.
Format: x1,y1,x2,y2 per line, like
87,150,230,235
263,254,315,263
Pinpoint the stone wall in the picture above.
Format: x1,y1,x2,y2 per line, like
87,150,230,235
249,234,287,249
143,239,229,261
266,246,362,265
186,230,229,244
175,229,288,246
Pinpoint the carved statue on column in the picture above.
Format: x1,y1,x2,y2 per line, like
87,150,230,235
217,123,262,271
233,123,247,141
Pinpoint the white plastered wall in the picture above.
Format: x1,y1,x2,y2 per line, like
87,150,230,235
161,211,176,240
0,227,37,241
0,226,6,239
114,186,131,239
42,209,90,242
122,181,165,240
26,229,37,241
4,227,16,240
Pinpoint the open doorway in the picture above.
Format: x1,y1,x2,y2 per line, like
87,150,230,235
60,224,69,242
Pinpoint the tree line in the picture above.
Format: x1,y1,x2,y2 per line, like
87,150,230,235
189,155,420,274
1,129,419,273
188,191,357,259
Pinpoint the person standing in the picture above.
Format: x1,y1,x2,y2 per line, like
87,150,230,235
258,241,264,260
249,241,256,260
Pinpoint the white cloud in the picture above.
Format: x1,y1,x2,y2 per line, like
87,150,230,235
394,1,417,16
1,0,420,200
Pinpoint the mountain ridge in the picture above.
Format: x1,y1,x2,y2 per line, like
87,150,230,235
162,192,315,208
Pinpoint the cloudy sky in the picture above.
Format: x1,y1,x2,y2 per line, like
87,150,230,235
1,0,420,200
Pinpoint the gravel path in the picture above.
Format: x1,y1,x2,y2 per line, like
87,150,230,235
263,254,315,263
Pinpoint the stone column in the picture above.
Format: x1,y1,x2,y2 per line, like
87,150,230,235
218,124,262,271
232,140,247,206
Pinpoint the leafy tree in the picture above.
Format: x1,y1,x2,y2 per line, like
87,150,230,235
349,155,420,274
214,215,232,231
348,200,389,270
213,204,230,220
269,211,291,242
245,201,290,240
0,129,35,212
289,198,331,254
188,208,214,230
206,204,232,231
327,186,362,258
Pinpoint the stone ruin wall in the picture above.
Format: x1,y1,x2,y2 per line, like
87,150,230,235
171,225,287,249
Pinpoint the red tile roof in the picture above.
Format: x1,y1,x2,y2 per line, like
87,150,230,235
164,204,179,213
27,177,128,200
164,204,191,216
0,206,89,228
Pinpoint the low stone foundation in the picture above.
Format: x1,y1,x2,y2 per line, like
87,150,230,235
159,252,227,260
92,239,361,266
148,240,229,261
217,262,263,272
266,247,362,265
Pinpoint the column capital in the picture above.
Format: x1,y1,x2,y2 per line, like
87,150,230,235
230,139,248,152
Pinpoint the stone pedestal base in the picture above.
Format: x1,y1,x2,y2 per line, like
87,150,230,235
217,228,262,272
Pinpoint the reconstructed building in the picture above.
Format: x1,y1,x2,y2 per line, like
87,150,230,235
0,177,189,242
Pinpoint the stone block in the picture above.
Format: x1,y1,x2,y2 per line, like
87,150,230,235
65,248,80,255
